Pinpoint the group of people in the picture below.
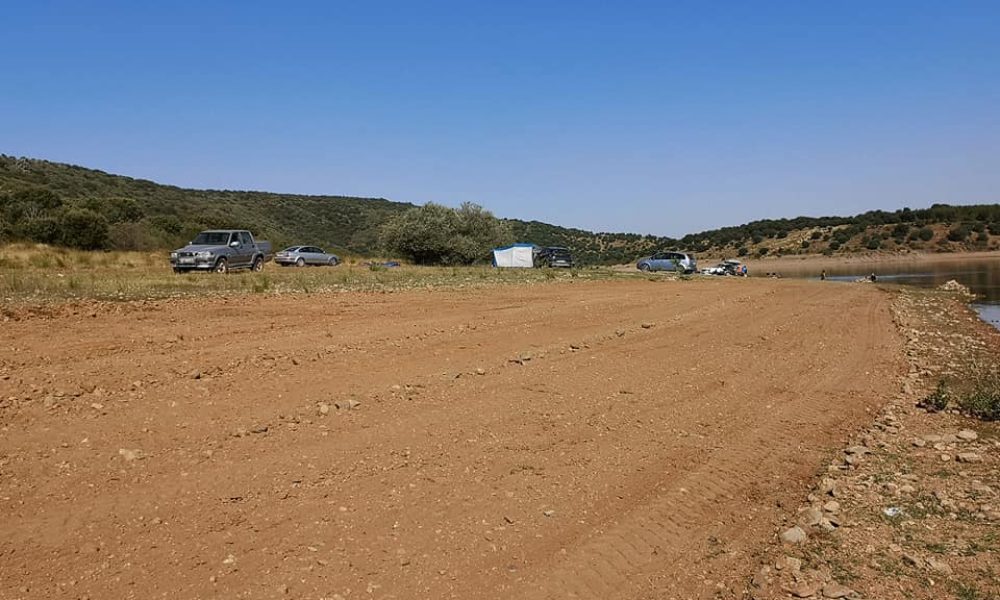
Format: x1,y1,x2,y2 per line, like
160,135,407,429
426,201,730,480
819,270,877,282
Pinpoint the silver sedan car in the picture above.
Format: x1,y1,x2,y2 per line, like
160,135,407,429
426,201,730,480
274,246,341,267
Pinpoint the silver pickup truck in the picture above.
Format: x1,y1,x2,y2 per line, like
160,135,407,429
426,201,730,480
170,230,272,274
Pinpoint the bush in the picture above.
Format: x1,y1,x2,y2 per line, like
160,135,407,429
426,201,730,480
379,202,512,265
810,230,822,240
800,240,810,249
866,237,882,250
828,240,841,250
59,208,109,250
947,224,971,242
956,362,1000,421
918,381,950,412
736,246,748,257
917,227,934,241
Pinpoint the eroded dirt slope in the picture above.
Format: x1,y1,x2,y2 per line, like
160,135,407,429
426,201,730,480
0,278,903,599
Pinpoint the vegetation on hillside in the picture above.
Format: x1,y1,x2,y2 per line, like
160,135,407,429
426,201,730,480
1,155,998,264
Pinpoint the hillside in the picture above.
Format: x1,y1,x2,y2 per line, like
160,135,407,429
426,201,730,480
1,155,998,264
0,156,675,265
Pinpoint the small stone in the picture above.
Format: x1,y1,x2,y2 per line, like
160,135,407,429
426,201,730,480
475,368,486,375
798,507,824,527
957,453,982,463
118,448,143,462
222,554,236,565
926,557,953,575
822,582,856,599
957,429,978,441
823,501,840,514
190,370,202,380
278,584,289,594
786,581,820,598
940,454,952,462
317,403,330,416
912,438,926,448
335,399,360,410
640,322,654,329
615,329,625,337
780,526,808,544
542,509,555,517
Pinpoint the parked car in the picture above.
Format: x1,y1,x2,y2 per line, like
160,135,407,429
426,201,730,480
702,259,742,276
535,246,573,268
274,246,341,267
636,251,697,273
170,230,271,274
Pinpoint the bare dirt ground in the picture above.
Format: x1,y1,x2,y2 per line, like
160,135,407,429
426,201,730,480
0,278,905,599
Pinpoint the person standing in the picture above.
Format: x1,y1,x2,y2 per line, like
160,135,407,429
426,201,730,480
820,269,826,281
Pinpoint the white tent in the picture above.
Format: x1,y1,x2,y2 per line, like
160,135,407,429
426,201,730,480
492,244,535,268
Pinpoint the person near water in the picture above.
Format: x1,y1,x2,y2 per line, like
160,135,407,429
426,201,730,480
742,264,748,277
870,272,877,282
820,269,826,281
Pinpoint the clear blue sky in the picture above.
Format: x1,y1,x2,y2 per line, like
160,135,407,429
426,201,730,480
3,1,998,236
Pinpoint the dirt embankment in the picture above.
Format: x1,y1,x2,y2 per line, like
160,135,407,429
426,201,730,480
1,278,904,599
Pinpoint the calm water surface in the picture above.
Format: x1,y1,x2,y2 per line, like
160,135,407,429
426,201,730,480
773,254,1000,329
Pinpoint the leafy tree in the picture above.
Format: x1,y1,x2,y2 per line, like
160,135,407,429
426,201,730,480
379,202,512,265
59,208,109,250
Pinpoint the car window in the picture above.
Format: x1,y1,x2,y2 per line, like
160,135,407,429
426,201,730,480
239,232,253,245
228,232,239,245
315,248,325,254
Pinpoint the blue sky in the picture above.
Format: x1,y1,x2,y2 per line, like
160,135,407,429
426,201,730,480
3,1,998,236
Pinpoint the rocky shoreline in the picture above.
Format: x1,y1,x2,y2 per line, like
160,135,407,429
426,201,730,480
748,285,999,599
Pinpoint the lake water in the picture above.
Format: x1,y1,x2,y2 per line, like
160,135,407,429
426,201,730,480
769,254,1000,329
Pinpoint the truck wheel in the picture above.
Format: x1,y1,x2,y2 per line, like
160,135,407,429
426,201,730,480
251,256,264,272
296,257,305,267
214,258,228,274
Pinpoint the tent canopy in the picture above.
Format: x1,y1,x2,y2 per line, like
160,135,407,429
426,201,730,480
492,243,536,268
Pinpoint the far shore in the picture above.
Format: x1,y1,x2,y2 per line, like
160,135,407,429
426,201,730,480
733,250,1000,274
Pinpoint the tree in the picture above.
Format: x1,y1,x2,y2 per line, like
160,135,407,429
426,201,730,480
379,202,512,265
60,208,109,249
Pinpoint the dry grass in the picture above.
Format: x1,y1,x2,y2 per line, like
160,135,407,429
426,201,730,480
0,244,649,303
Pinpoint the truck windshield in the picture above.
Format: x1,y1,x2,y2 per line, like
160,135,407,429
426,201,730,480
192,232,232,245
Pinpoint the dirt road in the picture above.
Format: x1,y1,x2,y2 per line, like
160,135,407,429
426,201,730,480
0,278,902,599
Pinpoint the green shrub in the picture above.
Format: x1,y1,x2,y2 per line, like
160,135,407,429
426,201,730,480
379,202,512,265
956,362,1000,421
918,381,950,412
918,227,934,241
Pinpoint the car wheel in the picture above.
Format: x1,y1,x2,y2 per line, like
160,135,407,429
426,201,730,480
251,256,264,272
329,257,339,266
296,257,305,267
638,263,651,272
214,258,228,274
173,268,184,274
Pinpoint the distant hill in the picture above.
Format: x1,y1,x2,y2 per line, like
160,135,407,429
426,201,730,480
679,206,1000,259
1,155,998,264
0,156,674,264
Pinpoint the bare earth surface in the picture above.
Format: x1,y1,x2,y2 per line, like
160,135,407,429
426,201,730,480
0,279,904,600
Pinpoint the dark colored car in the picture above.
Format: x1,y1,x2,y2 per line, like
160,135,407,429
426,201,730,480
535,246,573,268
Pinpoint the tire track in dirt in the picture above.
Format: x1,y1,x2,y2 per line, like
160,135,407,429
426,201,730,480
0,280,902,600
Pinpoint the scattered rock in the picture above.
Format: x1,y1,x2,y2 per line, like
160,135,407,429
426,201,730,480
925,556,953,576
957,452,982,463
780,526,808,544
822,501,840,514
640,322,654,329
335,399,360,410
118,448,143,462
785,581,820,598
542,509,555,517
615,329,626,337
190,370,202,380
957,429,978,442
822,582,856,599
798,507,824,527
317,403,330,416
